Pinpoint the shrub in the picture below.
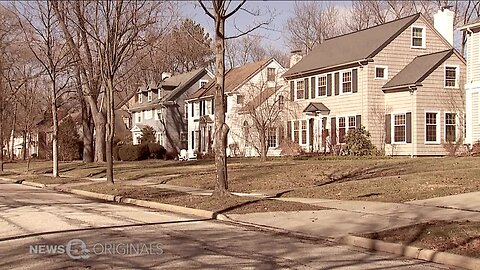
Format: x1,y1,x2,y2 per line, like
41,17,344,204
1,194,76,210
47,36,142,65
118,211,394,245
58,116,82,161
113,145,121,161
471,140,480,156
146,143,166,159
279,139,305,156
139,126,156,144
118,144,149,161
342,126,377,156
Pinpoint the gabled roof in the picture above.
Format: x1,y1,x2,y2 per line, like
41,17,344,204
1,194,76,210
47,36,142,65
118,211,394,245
303,102,330,114
238,86,282,113
382,49,454,91
189,58,274,100
130,68,209,112
283,13,421,78
458,17,480,31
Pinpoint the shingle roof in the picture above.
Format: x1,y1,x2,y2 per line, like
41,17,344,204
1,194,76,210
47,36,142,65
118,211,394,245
283,13,421,78
189,58,272,100
238,86,282,113
382,49,453,91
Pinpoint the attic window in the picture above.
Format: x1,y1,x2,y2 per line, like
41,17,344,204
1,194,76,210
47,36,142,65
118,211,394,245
411,26,425,48
267,68,276,82
444,65,458,88
199,80,208,88
237,95,244,104
375,66,388,79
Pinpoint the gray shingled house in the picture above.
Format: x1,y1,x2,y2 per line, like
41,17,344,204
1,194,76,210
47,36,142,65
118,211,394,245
283,10,466,156
130,68,213,153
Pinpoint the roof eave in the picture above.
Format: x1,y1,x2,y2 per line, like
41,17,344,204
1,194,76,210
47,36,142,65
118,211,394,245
284,58,373,80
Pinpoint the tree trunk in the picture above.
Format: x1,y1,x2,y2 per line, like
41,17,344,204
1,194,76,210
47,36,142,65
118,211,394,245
51,83,59,178
260,130,267,162
105,78,115,184
26,132,31,173
0,116,3,172
212,13,230,197
10,104,17,161
85,95,106,162
22,131,26,161
81,97,94,162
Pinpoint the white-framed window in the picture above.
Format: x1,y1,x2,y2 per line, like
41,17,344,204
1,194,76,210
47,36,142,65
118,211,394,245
338,117,346,143
136,112,142,123
317,75,327,97
199,80,208,88
445,112,457,142
341,71,352,93
301,120,307,145
293,121,299,144
411,26,426,48
147,91,152,102
144,109,153,120
444,65,459,88
425,112,440,144
393,114,406,143
138,93,143,103
267,68,276,82
296,80,305,100
193,102,199,117
375,66,388,79
348,116,356,130
268,127,277,148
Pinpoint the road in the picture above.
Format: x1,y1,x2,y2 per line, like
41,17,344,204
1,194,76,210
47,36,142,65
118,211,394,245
0,181,451,269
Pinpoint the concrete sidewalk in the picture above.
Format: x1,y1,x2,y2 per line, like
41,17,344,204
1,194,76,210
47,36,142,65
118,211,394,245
227,196,480,239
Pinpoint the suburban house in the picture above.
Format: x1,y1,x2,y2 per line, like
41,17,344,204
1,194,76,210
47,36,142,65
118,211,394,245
282,9,466,156
129,68,213,153
459,19,480,146
186,58,288,157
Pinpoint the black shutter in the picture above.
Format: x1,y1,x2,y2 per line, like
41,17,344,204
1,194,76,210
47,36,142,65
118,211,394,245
286,121,291,141
290,81,295,101
334,72,339,95
322,117,327,148
356,115,361,128
385,114,391,144
327,74,332,96
304,78,309,99
352,68,358,93
191,103,194,117
310,77,316,98
406,112,412,143
211,99,214,114
330,117,337,145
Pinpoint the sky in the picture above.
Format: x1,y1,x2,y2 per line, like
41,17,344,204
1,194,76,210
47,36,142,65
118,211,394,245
180,1,352,52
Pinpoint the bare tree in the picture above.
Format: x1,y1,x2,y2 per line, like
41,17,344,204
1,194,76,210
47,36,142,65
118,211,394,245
198,0,273,196
225,35,266,68
286,1,342,53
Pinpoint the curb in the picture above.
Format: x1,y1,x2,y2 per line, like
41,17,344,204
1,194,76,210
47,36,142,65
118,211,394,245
340,235,480,270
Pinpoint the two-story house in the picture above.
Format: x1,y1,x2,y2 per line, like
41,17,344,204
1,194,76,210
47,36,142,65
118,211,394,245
459,19,480,146
186,58,288,157
129,68,213,153
283,9,466,156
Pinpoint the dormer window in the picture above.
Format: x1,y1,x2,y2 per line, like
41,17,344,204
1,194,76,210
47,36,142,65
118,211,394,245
411,26,426,48
138,93,143,103
147,91,152,102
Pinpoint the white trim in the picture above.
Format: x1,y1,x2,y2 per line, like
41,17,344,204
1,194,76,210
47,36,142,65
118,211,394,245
295,79,305,100
444,64,460,89
424,111,441,144
411,25,426,49
392,112,407,144
147,91,152,102
374,65,388,80
138,93,143,103
340,69,353,95
199,79,209,88
316,74,327,98
444,111,458,143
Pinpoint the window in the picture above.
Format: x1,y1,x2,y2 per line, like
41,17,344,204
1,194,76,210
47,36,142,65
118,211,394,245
154,109,160,120
237,95,244,104
193,103,199,117
348,116,356,130
411,26,425,48
138,93,143,103
136,112,142,123
425,112,439,143
394,114,406,143
293,121,299,144
278,95,284,109
147,91,152,102
301,120,307,144
199,80,208,88
267,68,275,82
445,66,458,88
268,128,277,148
296,80,304,99
317,75,327,96
445,113,456,142
338,117,346,143
145,110,153,120
342,71,352,93
375,66,388,79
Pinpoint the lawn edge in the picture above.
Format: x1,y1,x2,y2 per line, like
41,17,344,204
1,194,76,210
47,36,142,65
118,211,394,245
340,235,480,270
3,176,479,269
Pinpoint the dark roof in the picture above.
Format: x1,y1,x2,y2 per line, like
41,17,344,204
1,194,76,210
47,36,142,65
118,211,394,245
200,115,213,124
130,68,208,112
189,58,273,100
283,13,421,78
303,102,330,113
238,86,281,113
382,49,454,91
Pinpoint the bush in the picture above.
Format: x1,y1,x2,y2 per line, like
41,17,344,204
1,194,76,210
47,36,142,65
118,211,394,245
113,145,121,161
146,143,166,159
58,116,82,161
342,126,377,156
139,126,156,144
279,139,305,156
118,144,149,161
